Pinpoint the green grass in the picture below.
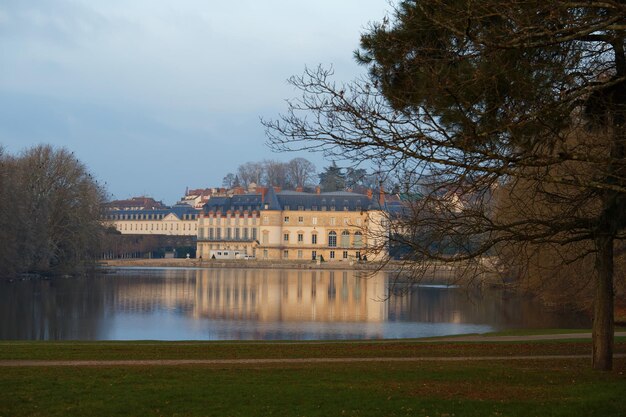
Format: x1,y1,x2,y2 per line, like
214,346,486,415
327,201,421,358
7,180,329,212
1,359,624,417
1,339,625,361
1,340,625,416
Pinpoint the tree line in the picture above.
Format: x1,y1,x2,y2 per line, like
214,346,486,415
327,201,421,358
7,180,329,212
0,145,106,277
222,158,395,193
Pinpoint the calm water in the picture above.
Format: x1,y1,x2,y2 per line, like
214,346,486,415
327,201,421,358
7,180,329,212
0,268,589,340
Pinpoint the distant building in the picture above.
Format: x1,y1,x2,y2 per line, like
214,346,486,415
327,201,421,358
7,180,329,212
179,183,260,208
105,196,167,211
196,187,388,262
103,204,201,236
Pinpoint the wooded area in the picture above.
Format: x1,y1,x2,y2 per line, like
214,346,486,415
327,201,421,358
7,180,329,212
0,145,105,276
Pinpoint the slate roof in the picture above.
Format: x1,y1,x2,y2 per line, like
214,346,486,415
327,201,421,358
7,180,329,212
103,204,201,219
201,190,381,213
276,190,374,211
202,194,264,213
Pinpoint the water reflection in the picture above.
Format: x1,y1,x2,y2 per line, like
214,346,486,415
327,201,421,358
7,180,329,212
192,269,386,323
0,268,589,341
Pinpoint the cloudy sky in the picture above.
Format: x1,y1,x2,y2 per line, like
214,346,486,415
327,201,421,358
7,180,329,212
0,0,391,204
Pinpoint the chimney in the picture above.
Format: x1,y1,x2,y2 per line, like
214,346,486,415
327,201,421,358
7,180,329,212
296,186,303,193
367,189,373,199
316,186,321,195
379,183,385,206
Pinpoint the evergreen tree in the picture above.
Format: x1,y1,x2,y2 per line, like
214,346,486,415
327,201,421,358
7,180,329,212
318,162,346,192
266,0,626,370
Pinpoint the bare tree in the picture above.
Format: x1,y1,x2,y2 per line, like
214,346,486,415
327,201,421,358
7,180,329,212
265,1,626,370
237,161,264,187
0,145,106,276
263,159,291,188
222,173,239,189
286,157,316,188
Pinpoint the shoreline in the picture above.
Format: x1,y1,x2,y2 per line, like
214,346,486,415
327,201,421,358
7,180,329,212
99,258,391,271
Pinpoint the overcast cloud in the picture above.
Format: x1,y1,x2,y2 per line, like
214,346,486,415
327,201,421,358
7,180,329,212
0,0,390,203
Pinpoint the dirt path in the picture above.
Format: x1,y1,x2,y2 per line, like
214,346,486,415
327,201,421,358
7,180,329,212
424,332,626,343
2,355,626,367
2,333,624,367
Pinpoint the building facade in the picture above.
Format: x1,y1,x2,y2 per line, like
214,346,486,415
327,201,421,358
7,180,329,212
103,204,201,236
196,188,388,262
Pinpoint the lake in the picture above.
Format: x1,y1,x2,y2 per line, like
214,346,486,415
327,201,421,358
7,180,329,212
0,268,589,340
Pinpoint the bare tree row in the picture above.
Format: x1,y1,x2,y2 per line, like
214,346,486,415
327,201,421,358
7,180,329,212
222,157,396,193
0,145,106,277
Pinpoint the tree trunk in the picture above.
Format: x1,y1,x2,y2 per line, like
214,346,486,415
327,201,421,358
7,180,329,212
592,235,614,371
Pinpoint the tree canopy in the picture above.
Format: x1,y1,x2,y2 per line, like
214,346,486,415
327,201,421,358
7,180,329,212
264,0,626,370
0,145,106,276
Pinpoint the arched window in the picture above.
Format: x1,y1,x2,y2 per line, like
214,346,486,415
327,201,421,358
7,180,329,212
341,231,350,247
354,231,363,248
328,231,337,247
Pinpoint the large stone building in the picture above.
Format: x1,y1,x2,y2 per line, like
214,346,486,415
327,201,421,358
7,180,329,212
196,188,388,262
103,203,200,236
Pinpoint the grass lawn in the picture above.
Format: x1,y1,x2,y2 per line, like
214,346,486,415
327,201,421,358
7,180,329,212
1,339,625,417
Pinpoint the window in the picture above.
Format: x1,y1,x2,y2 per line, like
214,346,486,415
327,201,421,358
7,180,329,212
235,228,240,240
283,233,289,242
311,234,318,244
312,217,318,225
263,216,269,225
283,250,289,259
263,249,268,259
341,231,350,247
262,231,269,244
356,251,361,260
297,233,304,243
297,250,303,259
209,228,214,239
298,216,303,224
328,231,337,247
284,216,290,223
354,232,363,248
343,251,348,259
330,250,335,259
330,217,336,226
216,228,222,239
312,250,317,260
243,228,249,239
252,228,257,240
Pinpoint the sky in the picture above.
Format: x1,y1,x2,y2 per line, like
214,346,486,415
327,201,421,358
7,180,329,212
0,0,392,204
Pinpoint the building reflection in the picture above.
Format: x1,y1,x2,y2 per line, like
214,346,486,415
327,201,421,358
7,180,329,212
193,269,388,322
112,269,197,314
0,268,590,341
